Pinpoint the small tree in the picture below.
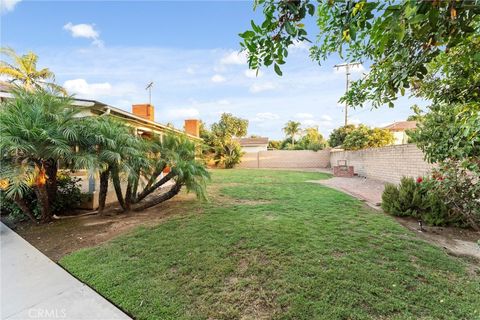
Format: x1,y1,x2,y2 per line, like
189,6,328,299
202,113,248,169
0,88,90,223
283,121,301,147
328,125,355,148
343,125,394,151
298,126,327,151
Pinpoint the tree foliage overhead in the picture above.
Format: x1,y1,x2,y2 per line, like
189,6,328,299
240,0,480,107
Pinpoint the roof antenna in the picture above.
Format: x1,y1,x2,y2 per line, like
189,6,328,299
145,81,154,105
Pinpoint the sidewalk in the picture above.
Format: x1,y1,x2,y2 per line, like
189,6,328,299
0,223,131,320
309,175,386,208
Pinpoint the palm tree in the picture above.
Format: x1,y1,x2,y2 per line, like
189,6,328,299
0,87,88,223
80,119,209,214
78,116,145,214
0,47,66,94
131,134,209,211
283,121,302,147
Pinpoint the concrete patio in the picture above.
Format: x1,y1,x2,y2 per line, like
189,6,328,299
0,223,131,320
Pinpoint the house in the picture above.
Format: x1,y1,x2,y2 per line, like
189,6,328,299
235,137,269,153
383,121,417,145
0,89,201,209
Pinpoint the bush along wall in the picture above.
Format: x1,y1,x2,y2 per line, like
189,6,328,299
381,175,471,228
0,173,83,223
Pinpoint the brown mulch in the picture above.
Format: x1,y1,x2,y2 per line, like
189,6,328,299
10,192,199,262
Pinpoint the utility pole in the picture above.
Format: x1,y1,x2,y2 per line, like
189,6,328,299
145,81,154,105
334,62,361,126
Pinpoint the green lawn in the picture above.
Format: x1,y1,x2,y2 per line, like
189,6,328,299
60,170,480,320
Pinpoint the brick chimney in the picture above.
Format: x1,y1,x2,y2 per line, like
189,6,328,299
132,104,154,121
184,119,200,137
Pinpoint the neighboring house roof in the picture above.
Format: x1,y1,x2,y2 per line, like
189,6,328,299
383,121,417,132
0,90,201,141
235,137,269,147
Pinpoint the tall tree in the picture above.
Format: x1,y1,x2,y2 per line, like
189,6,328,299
0,47,66,94
283,120,301,147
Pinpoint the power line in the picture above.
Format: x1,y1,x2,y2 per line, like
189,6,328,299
333,62,361,126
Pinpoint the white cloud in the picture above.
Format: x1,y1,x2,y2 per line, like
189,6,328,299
63,78,112,96
244,69,263,78
217,99,230,105
0,0,21,13
295,113,313,119
321,115,332,121
290,40,310,51
349,117,362,125
165,108,200,120
63,22,104,47
220,51,247,65
251,112,280,122
249,82,276,93
301,119,318,127
211,74,226,83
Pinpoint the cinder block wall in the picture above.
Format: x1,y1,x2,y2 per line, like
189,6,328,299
238,150,331,169
330,144,433,184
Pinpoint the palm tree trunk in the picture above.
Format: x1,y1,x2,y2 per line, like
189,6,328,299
131,170,140,203
13,197,38,224
134,171,175,204
110,166,126,210
142,165,164,193
35,185,52,223
124,179,133,212
132,183,182,212
98,169,110,214
44,159,58,207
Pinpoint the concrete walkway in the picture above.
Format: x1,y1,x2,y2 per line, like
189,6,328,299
309,175,386,208
1,223,131,320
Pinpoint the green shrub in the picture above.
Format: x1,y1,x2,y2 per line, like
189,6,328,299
421,192,454,227
381,183,399,214
52,173,83,214
0,173,83,221
381,174,474,228
382,177,425,217
0,187,39,221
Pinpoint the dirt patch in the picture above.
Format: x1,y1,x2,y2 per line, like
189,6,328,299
206,250,277,320
395,217,480,262
314,176,480,263
12,192,199,261
208,183,272,206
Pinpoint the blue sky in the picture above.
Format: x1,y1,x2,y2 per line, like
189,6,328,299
1,0,426,139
